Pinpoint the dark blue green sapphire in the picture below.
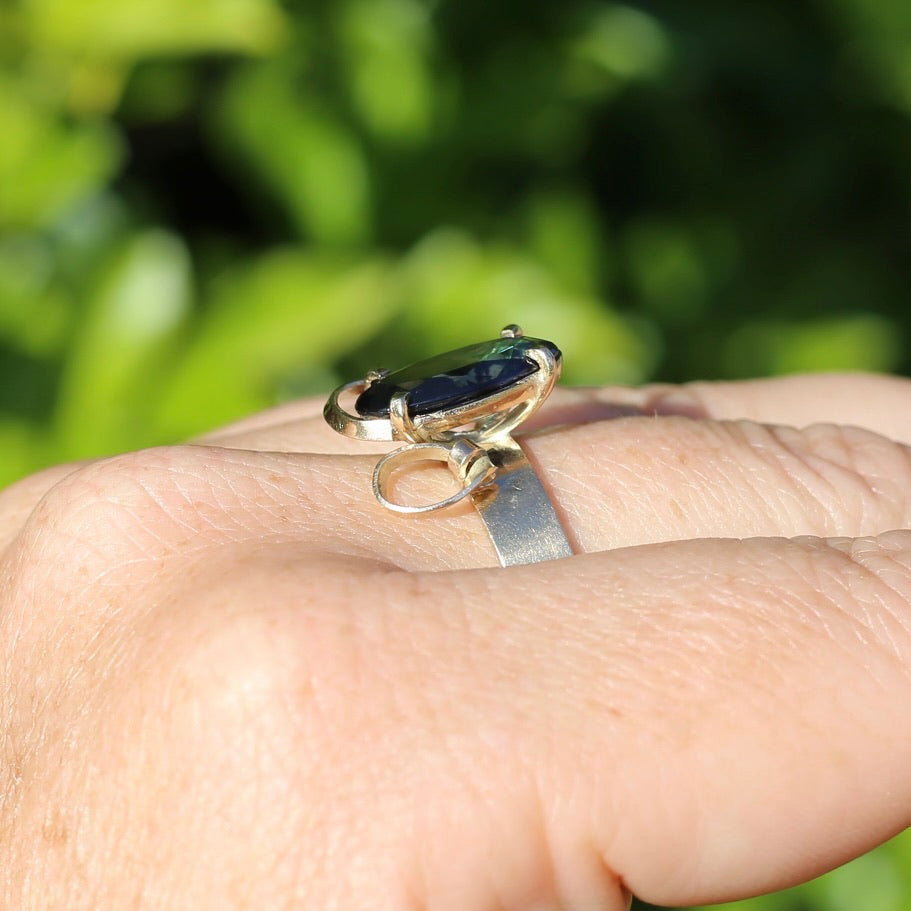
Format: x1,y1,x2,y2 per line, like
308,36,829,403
355,335,560,418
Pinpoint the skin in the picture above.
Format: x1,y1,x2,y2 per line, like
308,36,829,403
2,371,911,910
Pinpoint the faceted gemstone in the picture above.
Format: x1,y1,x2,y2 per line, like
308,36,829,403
355,335,560,418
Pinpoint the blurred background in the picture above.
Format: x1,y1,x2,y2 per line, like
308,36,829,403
2,0,911,905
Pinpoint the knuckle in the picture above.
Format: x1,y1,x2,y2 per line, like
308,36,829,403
148,558,396,885
827,531,911,656
163,555,365,751
766,422,911,531
552,415,911,547
163,603,299,740
16,447,211,574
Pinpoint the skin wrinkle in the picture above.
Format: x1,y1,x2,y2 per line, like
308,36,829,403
781,424,911,534
665,432,728,519
778,425,855,529
803,424,872,497
735,421,834,535
20,451,344,591
842,537,911,665
211,454,340,544
827,542,899,660
810,545,890,655
730,431,816,533
679,440,757,539
773,539,897,670
142,468,238,541
597,434,661,544
20,459,195,568
539,769,629,910
157,452,306,542
847,432,911,531
791,431,878,534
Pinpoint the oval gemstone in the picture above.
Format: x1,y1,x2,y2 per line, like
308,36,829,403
355,335,560,418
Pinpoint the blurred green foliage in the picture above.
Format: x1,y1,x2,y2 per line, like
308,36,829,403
3,0,911,484
1,0,911,906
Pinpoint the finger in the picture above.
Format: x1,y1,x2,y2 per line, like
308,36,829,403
343,531,911,906
200,373,911,454
105,528,909,908
638,372,911,444
532,415,911,554
9,501,910,907
9,411,911,582
7,372,908,554
0,461,90,554
0,394,367,554
321,414,911,564
547,373,911,443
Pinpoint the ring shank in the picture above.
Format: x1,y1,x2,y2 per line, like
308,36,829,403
471,436,574,566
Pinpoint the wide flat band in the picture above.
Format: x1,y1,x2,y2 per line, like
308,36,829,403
472,436,574,566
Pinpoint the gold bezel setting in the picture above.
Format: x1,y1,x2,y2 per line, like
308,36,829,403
322,327,561,445
323,325,574,564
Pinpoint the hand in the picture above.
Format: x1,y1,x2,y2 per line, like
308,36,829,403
3,372,911,910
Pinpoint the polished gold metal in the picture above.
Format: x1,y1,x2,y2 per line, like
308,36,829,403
323,338,559,445
324,325,574,565
373,441,497,514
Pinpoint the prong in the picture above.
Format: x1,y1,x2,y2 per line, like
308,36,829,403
525,344,558,377
389,390,420,442
365,368,389,385
323,379,396,442
500,324,523,339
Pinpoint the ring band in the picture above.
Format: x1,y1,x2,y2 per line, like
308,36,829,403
324,325,574,566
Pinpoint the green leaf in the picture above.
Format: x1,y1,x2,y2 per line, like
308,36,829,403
624,220,712,326
722,315,902,378
0,234,72,356
156,249,398,437
523,190,608,295
54,230,193,457
565,3,671,99
24,0,287,59
0,420,45,490
336,0,436,144
0,76,122,229
218,62,372,244
394,229,655,384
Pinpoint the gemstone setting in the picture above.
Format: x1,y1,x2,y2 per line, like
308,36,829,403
355,336,561,418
